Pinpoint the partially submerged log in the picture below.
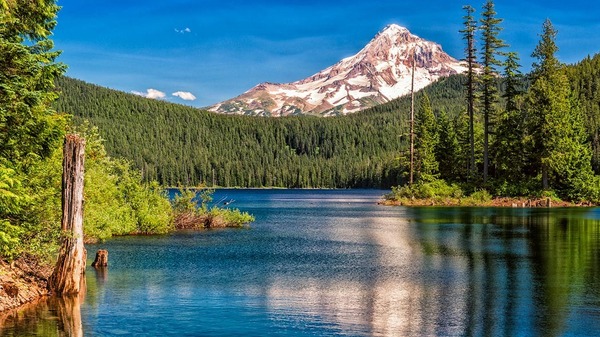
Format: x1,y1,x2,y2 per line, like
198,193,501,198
91,250,108,268
49,135,87,295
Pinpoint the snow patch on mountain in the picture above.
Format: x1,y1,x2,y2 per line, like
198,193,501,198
210,24,467,116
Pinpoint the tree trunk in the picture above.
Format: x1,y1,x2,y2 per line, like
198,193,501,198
483,106,489,183
409,49,415,185
49,135,86,295
542,163,549,190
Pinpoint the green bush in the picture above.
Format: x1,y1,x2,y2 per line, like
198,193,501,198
387,179,463,200
78,125,173,240
209,207,255,228
173,187,254,229
469,190,492,202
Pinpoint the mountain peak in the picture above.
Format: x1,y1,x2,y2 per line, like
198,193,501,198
210,25,466,117
381,24,410,34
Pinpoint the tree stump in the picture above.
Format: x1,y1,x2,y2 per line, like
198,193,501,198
49,135,87,295
91,250,108,267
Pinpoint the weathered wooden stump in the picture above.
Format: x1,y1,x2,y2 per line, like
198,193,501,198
49,135,87,295
91,250,108,267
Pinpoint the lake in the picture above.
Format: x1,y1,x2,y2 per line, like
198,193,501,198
1,189,599,336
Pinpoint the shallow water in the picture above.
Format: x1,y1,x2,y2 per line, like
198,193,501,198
1,189,599,336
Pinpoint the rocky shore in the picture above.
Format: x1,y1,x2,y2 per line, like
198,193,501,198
0,256,52,313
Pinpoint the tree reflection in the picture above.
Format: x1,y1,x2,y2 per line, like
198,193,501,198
0,275,86,336
408,207,600,337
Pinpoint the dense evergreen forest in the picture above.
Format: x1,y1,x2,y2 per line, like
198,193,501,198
54,74,467,188
54,46,600,195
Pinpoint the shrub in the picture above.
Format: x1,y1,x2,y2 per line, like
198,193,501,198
173,187,254,229
387,179,463,200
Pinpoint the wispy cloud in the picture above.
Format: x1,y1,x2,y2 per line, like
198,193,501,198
131,88,166,99
175,27,192,34
172,91,197,101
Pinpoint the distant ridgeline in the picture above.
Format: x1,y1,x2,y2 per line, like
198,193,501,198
53,52,600,188
53,75,466,188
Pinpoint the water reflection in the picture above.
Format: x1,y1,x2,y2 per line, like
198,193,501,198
1,190,599,336
259,207,600,336
0,293,84,337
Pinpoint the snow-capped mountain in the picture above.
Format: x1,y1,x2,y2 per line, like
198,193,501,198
210,24,466,116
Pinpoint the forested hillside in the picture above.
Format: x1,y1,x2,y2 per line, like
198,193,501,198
53,50,600,191
54,75,466,188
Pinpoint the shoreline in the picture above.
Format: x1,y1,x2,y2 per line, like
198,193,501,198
0,257,52,313
0,223,251,313
379,196,596,207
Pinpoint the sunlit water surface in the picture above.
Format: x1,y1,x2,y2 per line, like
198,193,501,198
1,189,599,336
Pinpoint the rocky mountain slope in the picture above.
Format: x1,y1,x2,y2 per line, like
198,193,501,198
210,24,466,116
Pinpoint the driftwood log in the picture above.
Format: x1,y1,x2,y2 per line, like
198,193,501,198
49,135,87,295
91,250,108,267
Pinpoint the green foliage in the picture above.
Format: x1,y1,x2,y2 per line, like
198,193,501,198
0,0,66,260
0,0,66,164
172,188,254,229
386,13,600,203
436,109,460,181
172,188,200,213
54,75,468,189
479,0,506,182
524,19,595,199
494,52,526,183
208,207,255,228
388,179,463,200
73,124,173,241
467,190,492,203
565,53,600,173
415,93,439,182
460,4,478,178
0,165,24,258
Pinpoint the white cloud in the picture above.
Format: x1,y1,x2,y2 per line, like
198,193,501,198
172,91,197,101
175,27,192,34
132,88,166,99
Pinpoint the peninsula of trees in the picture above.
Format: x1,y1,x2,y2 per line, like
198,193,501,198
388,1,600,204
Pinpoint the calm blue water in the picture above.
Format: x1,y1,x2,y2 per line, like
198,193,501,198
2,189,600,336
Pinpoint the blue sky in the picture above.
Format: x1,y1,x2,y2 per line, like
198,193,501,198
53,0,600,107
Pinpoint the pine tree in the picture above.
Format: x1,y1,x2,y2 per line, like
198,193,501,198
454,112,472,183
526,19,594,198
0,0,66,164
0,0,66,258
415,93,439,182
479,0,506,183
460,5,478,180
494,52,525,185
436,108,460,181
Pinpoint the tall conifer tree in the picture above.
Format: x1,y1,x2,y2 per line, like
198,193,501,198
436,109,460,181
494,52,524,184
460,5,478,179
0,0,66,164
479,0,506,183
527,19,594,197
415,93,439,182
